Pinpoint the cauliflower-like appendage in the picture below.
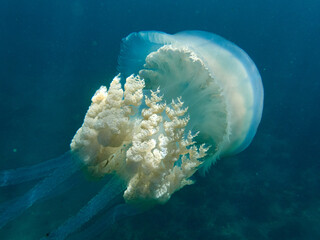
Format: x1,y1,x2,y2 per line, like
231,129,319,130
70,75,144,175
124,93,209,205
71,74,209,205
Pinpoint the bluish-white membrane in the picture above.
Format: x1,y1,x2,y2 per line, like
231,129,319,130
119,30,264,172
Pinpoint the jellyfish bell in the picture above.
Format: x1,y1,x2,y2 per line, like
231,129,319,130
119,30,264,172
0,30,263,240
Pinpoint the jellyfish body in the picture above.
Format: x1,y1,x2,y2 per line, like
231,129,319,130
0,31,263,239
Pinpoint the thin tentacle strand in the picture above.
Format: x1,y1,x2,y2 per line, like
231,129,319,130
0,152,72,187
0,152,81,228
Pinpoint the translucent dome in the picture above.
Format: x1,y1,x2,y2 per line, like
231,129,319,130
119,30,264,172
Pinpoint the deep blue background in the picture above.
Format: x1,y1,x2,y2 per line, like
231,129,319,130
0,0,319,239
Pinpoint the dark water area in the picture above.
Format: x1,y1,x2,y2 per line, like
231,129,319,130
0,0,319,239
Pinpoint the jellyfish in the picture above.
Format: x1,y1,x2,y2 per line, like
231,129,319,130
0,31,263,239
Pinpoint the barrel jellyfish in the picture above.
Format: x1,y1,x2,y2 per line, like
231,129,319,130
0,31,263,239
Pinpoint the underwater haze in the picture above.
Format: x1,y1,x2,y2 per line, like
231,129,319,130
0,0,320,239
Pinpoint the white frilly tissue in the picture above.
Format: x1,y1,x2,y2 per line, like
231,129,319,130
71,74,209,205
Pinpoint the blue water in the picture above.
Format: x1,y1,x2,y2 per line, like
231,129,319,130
0,0,319,239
